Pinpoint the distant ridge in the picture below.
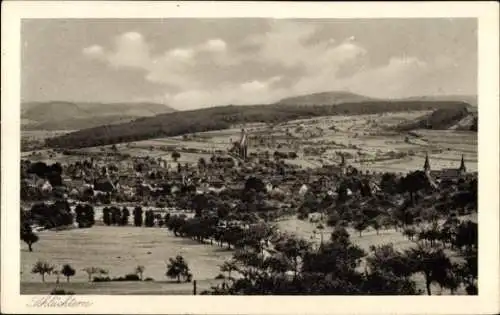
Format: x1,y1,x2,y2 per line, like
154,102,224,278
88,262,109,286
398,95,477,107
21,101,176,130
275,91,377,106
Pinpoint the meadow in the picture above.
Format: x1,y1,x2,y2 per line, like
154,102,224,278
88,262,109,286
21,226,232,294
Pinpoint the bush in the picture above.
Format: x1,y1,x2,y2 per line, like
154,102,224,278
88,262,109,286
93,276,111,282
123,273,141,281
50,289,75,295
144,277,154,282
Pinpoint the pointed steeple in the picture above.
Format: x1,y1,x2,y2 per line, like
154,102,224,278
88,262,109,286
424,153,430,172
459,154,466,173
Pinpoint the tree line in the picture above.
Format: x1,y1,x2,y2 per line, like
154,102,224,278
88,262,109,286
205,221,477,295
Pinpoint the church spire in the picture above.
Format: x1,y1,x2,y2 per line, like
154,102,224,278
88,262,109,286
424,153,430,172
459,154,466,172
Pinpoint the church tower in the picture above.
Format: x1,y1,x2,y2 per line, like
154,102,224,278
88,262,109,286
458,154,467,174
239,128,248,160
423,153,431,173
339,153,347,175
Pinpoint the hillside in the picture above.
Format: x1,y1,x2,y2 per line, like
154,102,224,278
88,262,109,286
45,100,471,149
275,91,376,106
21,101,176,130
400,95,477,107
395,104,476,131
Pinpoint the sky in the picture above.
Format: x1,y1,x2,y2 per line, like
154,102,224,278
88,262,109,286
22,18,477,110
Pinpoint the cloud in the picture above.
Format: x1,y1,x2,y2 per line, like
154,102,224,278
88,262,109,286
202,39,227,53
82,23,455,109
335,56,430,98
82,45,104,58
107,32,151,69
163,76,288,110
83,32,238,92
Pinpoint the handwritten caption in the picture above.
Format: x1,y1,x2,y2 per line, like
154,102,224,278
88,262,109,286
27,296,93,308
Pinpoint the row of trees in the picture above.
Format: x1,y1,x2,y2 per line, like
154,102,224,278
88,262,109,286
30,258,191,284
23,201,95,230
207,222,477,295
31,261,76,283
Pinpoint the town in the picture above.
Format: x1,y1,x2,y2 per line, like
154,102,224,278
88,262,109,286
20,113,478,295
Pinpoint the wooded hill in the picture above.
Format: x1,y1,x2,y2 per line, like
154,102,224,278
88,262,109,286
22,101,176,131
45,101,471,149
395,106,477,131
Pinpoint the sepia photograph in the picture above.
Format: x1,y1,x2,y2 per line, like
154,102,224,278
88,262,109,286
2,1,499,315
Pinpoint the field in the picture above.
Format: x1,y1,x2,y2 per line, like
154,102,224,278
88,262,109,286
21,226,232,294
22,212,477,295
24,111,477,175
22,130,75,141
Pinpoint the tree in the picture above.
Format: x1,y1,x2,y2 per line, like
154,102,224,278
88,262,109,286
135,265,145,281
61,264,76,283
220,260,239,283
453,220,478,251
32,260,54,283
198,157,207,171
83,267,107,282
102,207,111,226
172,151,181,162
405,244,453,295
403,227,417,241
399,171,431,205
354,219,368,237
366,244,413,278
457,247,478,295
133,206,143,227
144,210,155,227
192,194,208,218
53,269,61,284
21,224,39,252
316,223,325,245
121,207,130,226
166,255,191,283
74,203,94,228
274,235,311,279
370,218,381,235
110,206,120,225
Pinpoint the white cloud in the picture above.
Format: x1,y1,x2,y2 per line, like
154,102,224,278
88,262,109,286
168,48,195,60
163,76,288,110
202,39,227,53
82,45,104,58
83,25,448,110
107,31,151,69
335,56,430,98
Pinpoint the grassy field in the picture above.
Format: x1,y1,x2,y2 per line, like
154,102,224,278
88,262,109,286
21,279,222,295
21,213,477,295
276,213,477,251
21,226,232,291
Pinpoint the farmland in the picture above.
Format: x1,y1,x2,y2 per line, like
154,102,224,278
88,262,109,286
23,111,477,174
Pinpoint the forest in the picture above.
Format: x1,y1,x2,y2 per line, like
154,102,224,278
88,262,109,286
45,101,470,149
